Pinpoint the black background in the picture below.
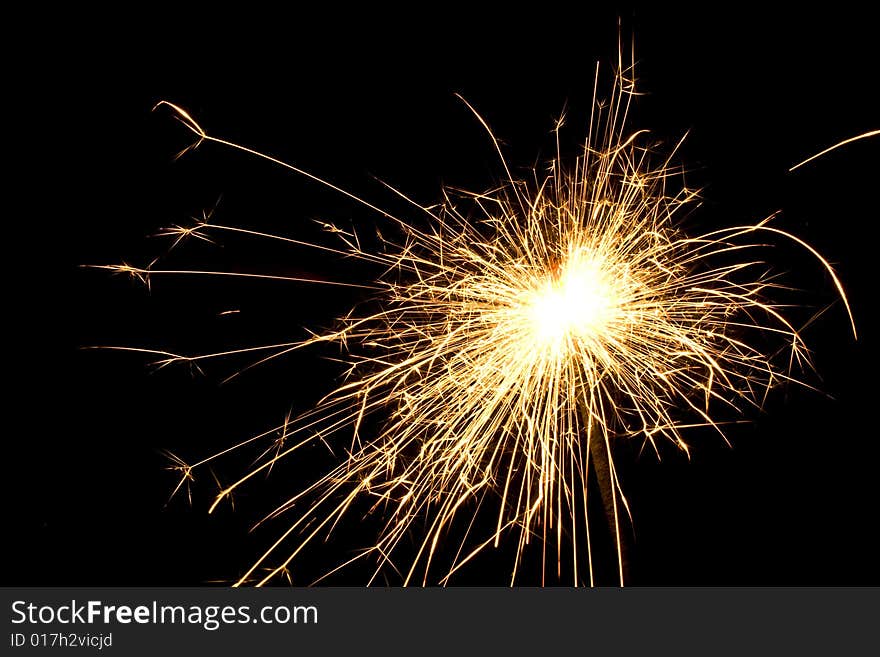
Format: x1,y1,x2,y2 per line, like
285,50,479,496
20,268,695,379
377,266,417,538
12,7,879,585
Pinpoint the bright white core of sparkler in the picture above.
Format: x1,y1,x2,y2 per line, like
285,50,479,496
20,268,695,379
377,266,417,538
525,248,621,351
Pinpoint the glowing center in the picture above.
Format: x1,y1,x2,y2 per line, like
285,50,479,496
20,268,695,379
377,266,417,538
528,254,617,347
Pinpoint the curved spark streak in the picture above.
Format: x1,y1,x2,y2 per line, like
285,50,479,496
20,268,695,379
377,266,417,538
789,129,880,171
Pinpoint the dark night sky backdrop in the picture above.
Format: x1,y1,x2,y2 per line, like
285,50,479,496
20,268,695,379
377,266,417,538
12,7,879,585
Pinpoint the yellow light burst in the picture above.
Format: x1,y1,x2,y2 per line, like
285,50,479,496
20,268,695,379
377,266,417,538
98,57,855,586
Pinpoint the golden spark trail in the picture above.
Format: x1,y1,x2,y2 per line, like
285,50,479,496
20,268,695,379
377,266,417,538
789,129,879,171
103,60,855,586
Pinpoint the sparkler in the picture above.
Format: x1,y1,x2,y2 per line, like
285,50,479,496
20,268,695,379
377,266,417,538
95,57,856,586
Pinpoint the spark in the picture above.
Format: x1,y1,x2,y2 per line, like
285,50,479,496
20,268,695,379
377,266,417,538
87,263,380,291
789,129,879,171
103,58,855,586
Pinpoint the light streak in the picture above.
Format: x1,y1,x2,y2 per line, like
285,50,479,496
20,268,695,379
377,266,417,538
789,129,879,171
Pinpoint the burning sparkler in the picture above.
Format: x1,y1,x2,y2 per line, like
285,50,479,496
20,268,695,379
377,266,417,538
95,56,855,586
